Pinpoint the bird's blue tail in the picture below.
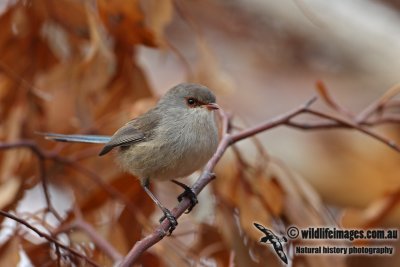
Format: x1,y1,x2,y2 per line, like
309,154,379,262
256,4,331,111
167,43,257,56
39,133,111,144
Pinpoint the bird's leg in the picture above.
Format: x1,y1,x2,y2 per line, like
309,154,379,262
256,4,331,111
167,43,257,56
142,178,177,235
171,179,198,213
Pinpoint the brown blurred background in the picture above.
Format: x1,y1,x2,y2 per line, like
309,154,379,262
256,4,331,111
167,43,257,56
0,0,399,266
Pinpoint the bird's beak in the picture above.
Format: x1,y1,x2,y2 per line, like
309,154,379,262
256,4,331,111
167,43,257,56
203,103,220,111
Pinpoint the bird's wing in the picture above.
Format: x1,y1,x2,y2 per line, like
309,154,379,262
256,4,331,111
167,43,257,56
40,133,111,144
98,123,145,156
99,109,160,156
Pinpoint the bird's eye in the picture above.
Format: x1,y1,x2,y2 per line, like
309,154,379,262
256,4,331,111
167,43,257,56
186,97,197,107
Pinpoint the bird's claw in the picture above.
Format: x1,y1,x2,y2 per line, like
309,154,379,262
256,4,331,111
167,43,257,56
177,188,198,214
159,208,178,235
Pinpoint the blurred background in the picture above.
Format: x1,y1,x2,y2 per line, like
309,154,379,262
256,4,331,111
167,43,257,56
0,0,399,266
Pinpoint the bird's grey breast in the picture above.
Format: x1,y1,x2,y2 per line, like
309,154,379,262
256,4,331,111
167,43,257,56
155,107,218,178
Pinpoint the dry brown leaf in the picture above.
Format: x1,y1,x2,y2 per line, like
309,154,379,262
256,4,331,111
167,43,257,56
236,184,272,242
93,57,153,121
267,160,328,225
79,173,141,213
213,149,240,205
39,0,89,39
140,0,173,46
22,240,58,267
135,251,162,267
0,236,20,267
0,4,34,70
250,171,285,217
217,205,269,267
342,188,400,228
104,222,129,256
118,182,154,248
214,148,280,241
36,7,116,129
0,2,57,85
0,177,21,209
117,208,141,249
190,223,230,266
0,104,29,182
97,0,156,47
269,161,347,267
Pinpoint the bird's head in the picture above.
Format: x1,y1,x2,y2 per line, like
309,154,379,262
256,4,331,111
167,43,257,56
159,83,219,112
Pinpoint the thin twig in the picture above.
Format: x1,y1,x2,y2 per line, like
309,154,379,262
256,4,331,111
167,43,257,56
230,96,317,143
0,210,99,267
304,109,400,152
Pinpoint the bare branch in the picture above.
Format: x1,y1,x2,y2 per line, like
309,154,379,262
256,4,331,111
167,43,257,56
304,109,400,152
230,96,317,143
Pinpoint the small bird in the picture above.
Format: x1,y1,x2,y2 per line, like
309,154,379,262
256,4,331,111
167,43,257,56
43,83,220,233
